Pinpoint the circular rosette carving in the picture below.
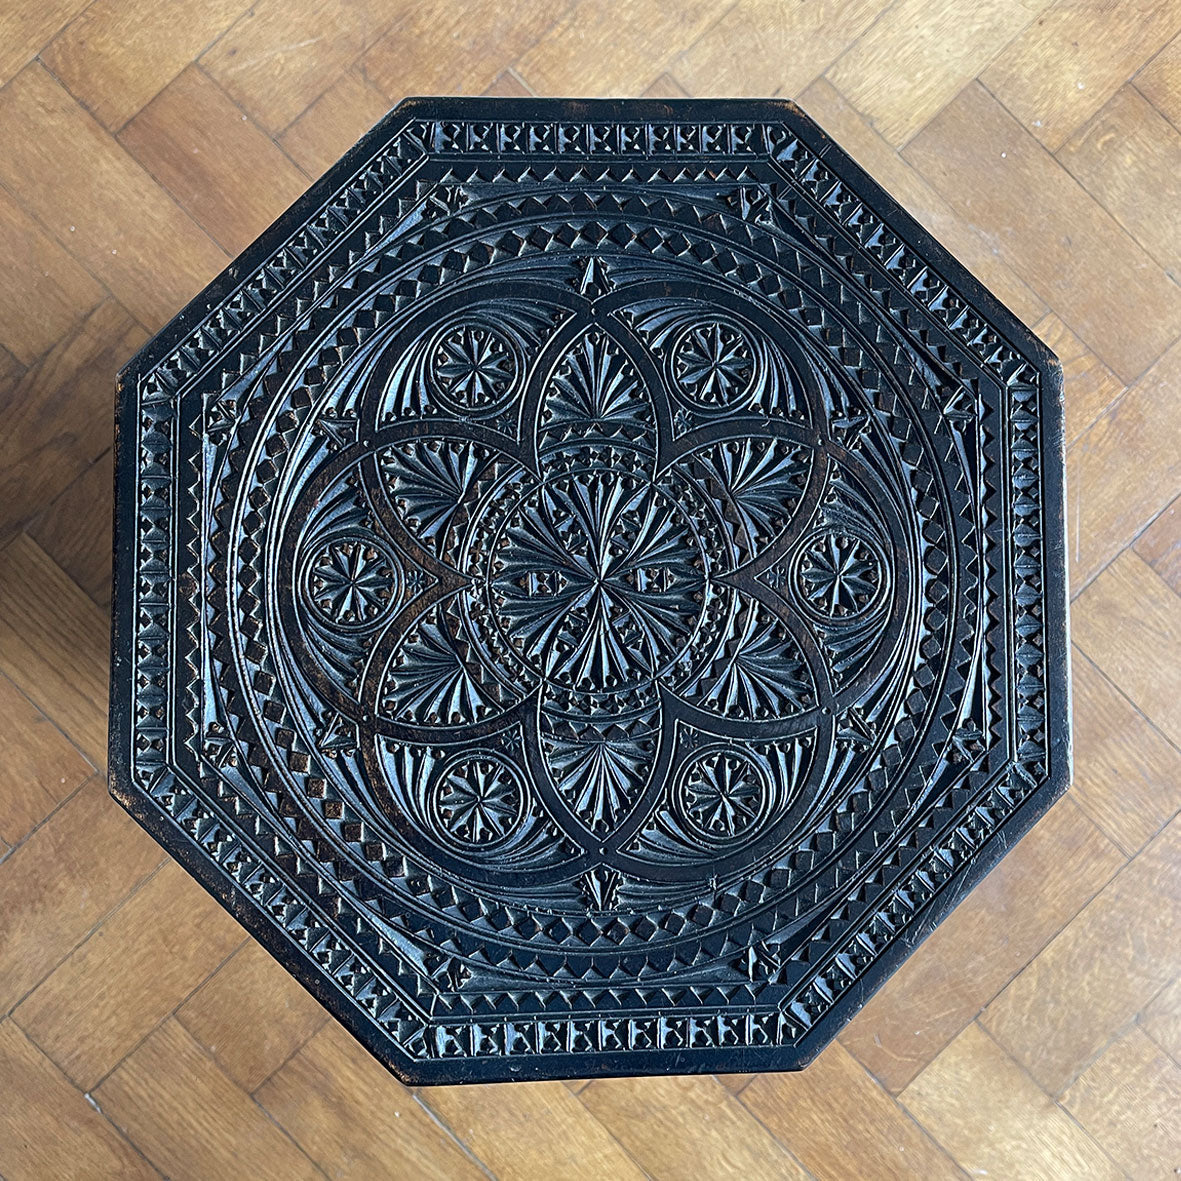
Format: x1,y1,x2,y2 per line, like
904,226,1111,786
793,529,886,621
430,323,519,416
283,459,412,710
623,728,817,871
372,738,576,876
372,297,558,424
671,321,756,407
486,467,708,693
622,298,815,423
304,536,399,629
427,751,527,851
675,747,770,844
763,469,902,693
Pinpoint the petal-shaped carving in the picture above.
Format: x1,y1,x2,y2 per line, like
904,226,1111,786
678,435,813,564
539,697,660,836
538,328,655,455
379,436,497,562
380,600,528,726
683,601,816,720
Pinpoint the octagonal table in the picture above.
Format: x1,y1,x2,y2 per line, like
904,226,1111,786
110,98,1069,1084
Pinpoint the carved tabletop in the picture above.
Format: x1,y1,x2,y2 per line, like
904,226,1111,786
110,98,1069,1084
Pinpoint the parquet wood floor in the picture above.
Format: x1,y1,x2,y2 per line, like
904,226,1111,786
1,2,1178,1176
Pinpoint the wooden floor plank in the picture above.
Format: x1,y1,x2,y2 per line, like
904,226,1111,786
838,796,1123,1093
425,1079,648,1181
1057,84,1181,276
0,185,104,368
1066,341,1181,592
740,1041,961,1179
900,1023,1121,1179
1072,550,1181,746
40,0,252,132
577,1074,809,1180
177,938,329,1093
1033,312,1124,445
1140,974,1181,1064
980,818,1181,1095
200,0,398,135
514,0,726,98
1060,1026,1181,1178
670,0,891,101
1135,496,1181,594
0,344,24,389
119,65,309,256
27,449,117,609
1069,648,1181,855
0,302,143,546
483,69,534,98
0,671,92,847
256,1022,488,1180
362,0,571,106
12,861,245,1090
0,777,164,1015
0,1020,158,1181
278,68,392,180
95,1019,322,1181
640,72,689,101
826,0,1050,147
0,64,227,333
1135,30,1181,129
0,535,113,768
903,80,1181,383
982,0,1181,150
0,0,90,88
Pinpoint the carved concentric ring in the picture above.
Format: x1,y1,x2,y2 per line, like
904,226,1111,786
275,277,913,897
242,190,962,973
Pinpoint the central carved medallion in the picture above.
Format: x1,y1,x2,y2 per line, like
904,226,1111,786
276,260,909,908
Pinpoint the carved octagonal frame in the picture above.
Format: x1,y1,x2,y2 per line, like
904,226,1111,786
110,98,1069,1085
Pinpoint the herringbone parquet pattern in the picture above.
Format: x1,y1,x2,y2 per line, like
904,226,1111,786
1,3,1179,1177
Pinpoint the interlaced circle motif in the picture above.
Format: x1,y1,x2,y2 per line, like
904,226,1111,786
273,260,916,910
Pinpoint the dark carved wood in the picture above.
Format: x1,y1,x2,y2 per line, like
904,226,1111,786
109,97,1069,1085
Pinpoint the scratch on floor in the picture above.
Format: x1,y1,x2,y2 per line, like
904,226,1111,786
224,37,325,72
